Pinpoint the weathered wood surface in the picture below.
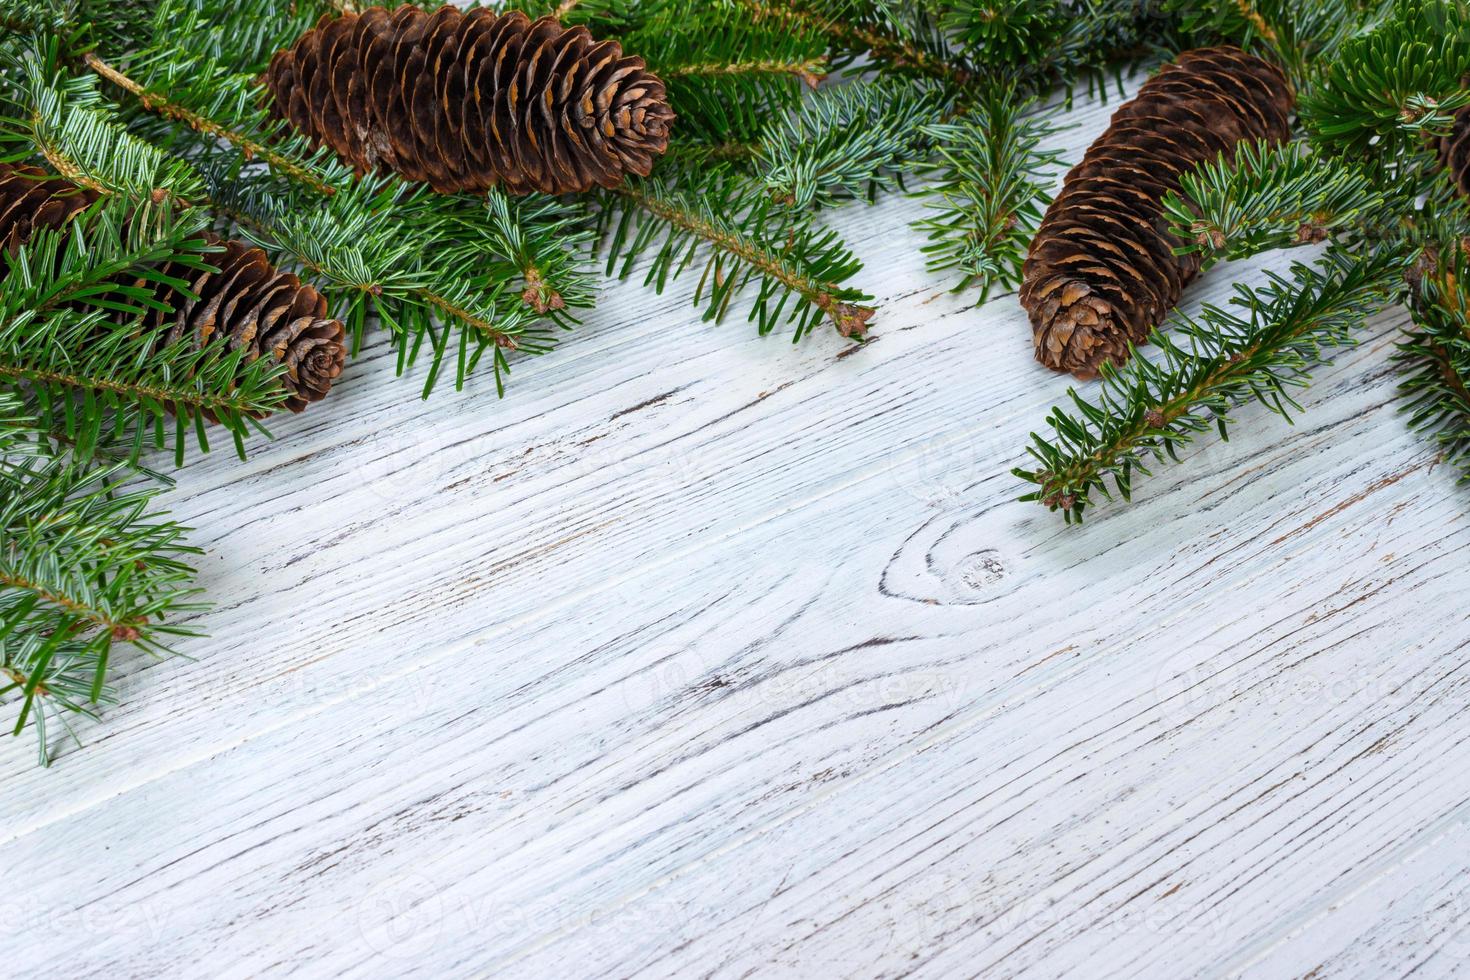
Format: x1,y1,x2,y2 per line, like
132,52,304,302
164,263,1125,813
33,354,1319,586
4,79,1469,979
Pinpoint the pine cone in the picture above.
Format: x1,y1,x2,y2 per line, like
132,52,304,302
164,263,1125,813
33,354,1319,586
142,236,347,414
264,5,675,195
1440,100,1470,197
1021,47,1295,378
0,164,346,414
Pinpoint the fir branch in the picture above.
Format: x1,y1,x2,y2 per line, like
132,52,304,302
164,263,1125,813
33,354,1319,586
924,0,1168,95
137,0,328,76
1301,0,1470,157
0,0,76,37
208,168,540,393
0,38,205,202
92,8,599,396
756,79,947,211
605,171,875,339
0,391,204,766
913,87,1063,300
0,45,287,458
82,51,337,197
929,0,1070,68
470,189,598,325
0,209,289,462
1163,140,1385,267
1396,244,1470,479
734,0,978,91
1016,250,1404,522
1165,0,1364,81
632,1,831,143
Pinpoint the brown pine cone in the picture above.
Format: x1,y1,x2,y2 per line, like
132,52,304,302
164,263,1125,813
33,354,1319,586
1440,100,1470,197
264,5,675,195
144,236,347,413
0,163,346,414
1021,47,1295,379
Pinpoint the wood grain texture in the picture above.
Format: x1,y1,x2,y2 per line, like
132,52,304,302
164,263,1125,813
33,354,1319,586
4,75,1469,980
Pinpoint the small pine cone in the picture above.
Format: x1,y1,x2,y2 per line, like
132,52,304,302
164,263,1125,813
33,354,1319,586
1021,47,1295,379
264,5,675,195
1440,100,1470,197
144,236,347,414
0,163,346,414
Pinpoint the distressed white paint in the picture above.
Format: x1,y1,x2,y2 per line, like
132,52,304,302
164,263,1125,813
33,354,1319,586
4,78,1469,980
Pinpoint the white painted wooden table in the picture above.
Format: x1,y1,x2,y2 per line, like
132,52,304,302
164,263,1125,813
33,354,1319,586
5,81,1470,980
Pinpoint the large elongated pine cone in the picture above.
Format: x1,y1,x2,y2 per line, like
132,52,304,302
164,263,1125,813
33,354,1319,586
0,164,346,414
265,4,675,195
1440,100,1470,197
1021,47,1295,378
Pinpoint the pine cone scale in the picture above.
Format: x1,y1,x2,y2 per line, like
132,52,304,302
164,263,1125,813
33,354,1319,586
267,4,673,196
236,279,294,351
0,166,97,253
1021,47,1295,378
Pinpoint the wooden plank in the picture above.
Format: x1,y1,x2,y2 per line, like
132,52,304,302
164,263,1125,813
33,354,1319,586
5,307,1465,977
4,70,1467,980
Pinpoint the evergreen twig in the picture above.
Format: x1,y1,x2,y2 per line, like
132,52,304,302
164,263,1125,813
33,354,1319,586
756,79,947,211
1397,243,1470,480
1162,140,1384,267
0,391,205,766
605,172,876,339
82,52,337,197
1017,251,1404,522
733,0,978,91
914,87,1063,300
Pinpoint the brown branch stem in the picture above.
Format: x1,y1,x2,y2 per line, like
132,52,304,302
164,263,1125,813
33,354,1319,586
615,183,873,336
0,361,259,415
1,665,50,698
1429,341,1470,406
83,53,337,198
417,291,519,349
0,570,123,635
1233,0,1281,45
668,58,826,88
